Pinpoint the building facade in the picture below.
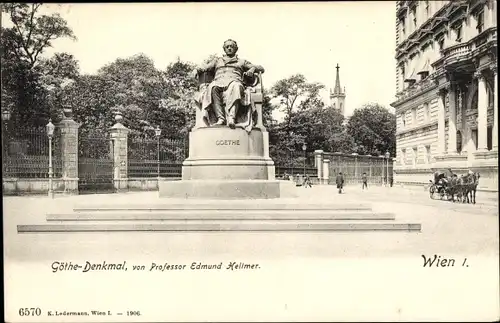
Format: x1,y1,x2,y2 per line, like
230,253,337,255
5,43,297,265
391,0,497,191
330,63,346,116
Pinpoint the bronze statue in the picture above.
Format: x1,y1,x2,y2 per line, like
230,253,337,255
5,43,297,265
192,39,265,132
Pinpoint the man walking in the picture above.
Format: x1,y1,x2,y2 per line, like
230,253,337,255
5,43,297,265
336,172,344,194
362,172,368,190
303,175,312,188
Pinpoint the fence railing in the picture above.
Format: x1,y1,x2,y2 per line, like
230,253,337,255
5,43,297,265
127,136,187,178
270,149,315,168
2,120,394,192
325,153,393,185
2,127,62,178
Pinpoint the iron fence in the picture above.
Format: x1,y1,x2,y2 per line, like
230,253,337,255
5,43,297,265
78,132,114,194
2,125,62,178
326,153,393,185
127,135,188,178
271,149,315,167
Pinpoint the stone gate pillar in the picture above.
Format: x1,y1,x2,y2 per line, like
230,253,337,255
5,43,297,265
314,150,324,184
57,108,80,195
322,159,330,184
109,113,130,191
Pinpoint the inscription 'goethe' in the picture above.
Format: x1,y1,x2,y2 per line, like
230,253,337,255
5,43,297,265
216,140,240,146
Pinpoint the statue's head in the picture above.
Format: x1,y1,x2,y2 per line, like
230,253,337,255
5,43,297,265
223,39,238,56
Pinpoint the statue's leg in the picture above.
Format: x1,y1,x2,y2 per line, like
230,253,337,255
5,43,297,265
211,86,225,125
225,82,245,129
226,100,241,129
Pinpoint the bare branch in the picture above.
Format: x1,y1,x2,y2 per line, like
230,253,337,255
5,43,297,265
25,3,41,50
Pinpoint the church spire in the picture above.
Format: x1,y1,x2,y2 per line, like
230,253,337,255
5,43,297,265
334,63,342,94
329,62,346,116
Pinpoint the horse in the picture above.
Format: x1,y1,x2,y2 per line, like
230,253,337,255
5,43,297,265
446,175,461,202
456,174,471,203
463,172,480,204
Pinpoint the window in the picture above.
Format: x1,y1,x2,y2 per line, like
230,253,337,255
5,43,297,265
454,24,462,42
476,11,484,33
456,130,462,153
399,17,406,37
333,103,336,109
413,147,418,166
411,108,417,124
402,113,406,127
340,103,343,111
472,129,478,150
411,4,417,28
487,127,492,150
438,38,445,50
425,145,431,164
423,103,430,121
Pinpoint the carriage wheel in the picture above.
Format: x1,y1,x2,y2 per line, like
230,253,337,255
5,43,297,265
439,188,446,200
429,185,436,199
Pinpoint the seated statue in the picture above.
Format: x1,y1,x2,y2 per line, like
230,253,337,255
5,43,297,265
192,39,265,133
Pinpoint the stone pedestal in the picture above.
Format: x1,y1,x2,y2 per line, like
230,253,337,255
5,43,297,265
159,126,291,199
182,127,274,180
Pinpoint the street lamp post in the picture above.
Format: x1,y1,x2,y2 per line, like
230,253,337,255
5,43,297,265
2,110,11,175
302,143,307,177
385,151,391,187
155,126,162,187
46,119,55,199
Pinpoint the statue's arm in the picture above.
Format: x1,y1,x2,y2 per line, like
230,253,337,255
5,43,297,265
198,59,216,72
244,60,265,74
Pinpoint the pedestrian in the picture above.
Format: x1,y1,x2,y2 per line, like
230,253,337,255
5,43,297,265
304,175,312,188
362,172,368,190
389,177,393,187
336,172,344,194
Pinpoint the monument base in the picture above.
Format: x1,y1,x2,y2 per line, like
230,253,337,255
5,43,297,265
158,179,297,199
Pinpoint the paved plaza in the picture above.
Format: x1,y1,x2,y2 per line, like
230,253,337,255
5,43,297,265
4,184,498,260
4,184,499,322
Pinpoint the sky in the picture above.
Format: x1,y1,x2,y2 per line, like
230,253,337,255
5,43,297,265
6,2,397,119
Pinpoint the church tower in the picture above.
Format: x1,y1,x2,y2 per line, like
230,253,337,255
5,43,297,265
330,63,346,116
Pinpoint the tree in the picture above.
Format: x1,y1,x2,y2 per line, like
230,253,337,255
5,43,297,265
1,3,76,69
270,74,324,127
96,53,166,134
62,74,116,136
346,103,396,156
37,52,80,119
63,55,198,139
261,92,276,127
1,3,77,128
159,59,198,138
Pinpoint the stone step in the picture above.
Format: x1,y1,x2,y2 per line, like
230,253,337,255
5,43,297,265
17,222,421,233
47,212,396,221
73,203,373,212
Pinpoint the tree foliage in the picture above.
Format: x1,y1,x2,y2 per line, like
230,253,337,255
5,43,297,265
2,3,396,166
63,54,197,139
270,74,324,127
1,3,77,128
346,103,396,156
2,3,76,69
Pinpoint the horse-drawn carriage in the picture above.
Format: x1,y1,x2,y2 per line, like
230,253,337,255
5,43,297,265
429,170,452,200
428,169,480,204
